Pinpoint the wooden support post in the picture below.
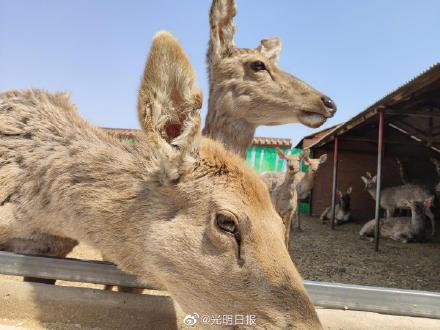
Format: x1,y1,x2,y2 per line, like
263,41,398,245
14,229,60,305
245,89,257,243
330,137,339,230
374,111,385,252
428,105,433,146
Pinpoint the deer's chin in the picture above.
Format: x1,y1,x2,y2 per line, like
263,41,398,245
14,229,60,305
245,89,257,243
298,112,327,128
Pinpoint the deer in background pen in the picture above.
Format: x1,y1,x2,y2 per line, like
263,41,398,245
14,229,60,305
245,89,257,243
261,148,305,246
361,171,435,236
294,150,328,230
320,187,352,225
360,200,429,243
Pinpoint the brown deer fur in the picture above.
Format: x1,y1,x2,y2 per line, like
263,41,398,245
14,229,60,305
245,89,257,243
203,0,336,157
261,148,304,246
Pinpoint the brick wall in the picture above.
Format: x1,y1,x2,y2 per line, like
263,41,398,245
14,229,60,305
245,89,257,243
310,149,402,222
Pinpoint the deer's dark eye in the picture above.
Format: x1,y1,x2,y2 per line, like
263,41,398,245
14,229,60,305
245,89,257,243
216,212,243,264
250,60,266,71
216,213,237,234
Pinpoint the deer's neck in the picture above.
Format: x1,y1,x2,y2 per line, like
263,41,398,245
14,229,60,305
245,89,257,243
298,170,316,198
282,171,297,190
367,187,377,200
48,137,168,284
203,95,255,158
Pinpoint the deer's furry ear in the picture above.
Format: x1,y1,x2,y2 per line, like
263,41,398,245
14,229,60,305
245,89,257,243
276,147,286,159
301,149,310,159
346,187,352,194
257,37,282,63
361,176,367,184
137,31,202,184
319,154,328,164
208,0,236,63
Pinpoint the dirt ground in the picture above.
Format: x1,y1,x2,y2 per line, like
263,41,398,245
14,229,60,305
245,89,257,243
290,216,440,292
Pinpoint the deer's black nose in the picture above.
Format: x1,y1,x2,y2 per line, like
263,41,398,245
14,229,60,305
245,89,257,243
321,96,337,114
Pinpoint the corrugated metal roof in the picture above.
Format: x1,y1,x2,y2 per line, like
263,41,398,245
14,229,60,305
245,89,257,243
295,124,341,148
308,62,440,149
102,128,292,148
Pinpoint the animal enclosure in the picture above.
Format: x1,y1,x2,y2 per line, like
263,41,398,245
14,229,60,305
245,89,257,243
299,63,440,229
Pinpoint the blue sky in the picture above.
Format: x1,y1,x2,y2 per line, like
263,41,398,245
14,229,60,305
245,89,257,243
1,1,439,144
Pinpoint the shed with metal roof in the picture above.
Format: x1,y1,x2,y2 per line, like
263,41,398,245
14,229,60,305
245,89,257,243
297,63,440,250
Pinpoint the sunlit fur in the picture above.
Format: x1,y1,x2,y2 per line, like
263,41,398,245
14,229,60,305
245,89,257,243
261,149,303,246
0,32,322,329
204,0,336,157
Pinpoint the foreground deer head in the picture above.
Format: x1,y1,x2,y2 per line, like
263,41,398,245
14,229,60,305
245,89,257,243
0,32,321,329
204,0,337,156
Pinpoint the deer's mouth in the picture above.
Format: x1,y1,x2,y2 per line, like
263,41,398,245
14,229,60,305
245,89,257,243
298,111,328,128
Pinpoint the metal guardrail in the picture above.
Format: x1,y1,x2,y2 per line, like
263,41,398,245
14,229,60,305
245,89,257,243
0,251,146,289
305,280,440,319
0,251,439,319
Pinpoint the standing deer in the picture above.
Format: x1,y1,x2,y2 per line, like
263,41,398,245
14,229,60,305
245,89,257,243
431,157,440,198
203,0,336,157
361,172,435,235
320,187,352,225
292,151,327,230
360,200,428,243
0,32,322,329
261,148,304,246
296,151,328,200
396,158,409,184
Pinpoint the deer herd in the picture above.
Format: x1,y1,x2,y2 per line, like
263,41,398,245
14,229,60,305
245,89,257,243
0,0,437,329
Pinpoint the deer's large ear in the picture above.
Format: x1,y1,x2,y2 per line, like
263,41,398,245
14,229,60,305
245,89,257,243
208,0,236,64
276,147,286,160
361,176,367,184
257,37,282,64
346,187,352,194
319,154,328,164
301,149,310,159
137,31,202,184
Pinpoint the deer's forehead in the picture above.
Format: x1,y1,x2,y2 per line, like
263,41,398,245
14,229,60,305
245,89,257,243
223,49,273,65
193,168,271,210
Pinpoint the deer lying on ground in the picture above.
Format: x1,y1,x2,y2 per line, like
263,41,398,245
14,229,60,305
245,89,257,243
203,0,337,157
360,200,428,243
320,187,352,225
0,32,322,329
261,148,304,246
361,172,435,235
